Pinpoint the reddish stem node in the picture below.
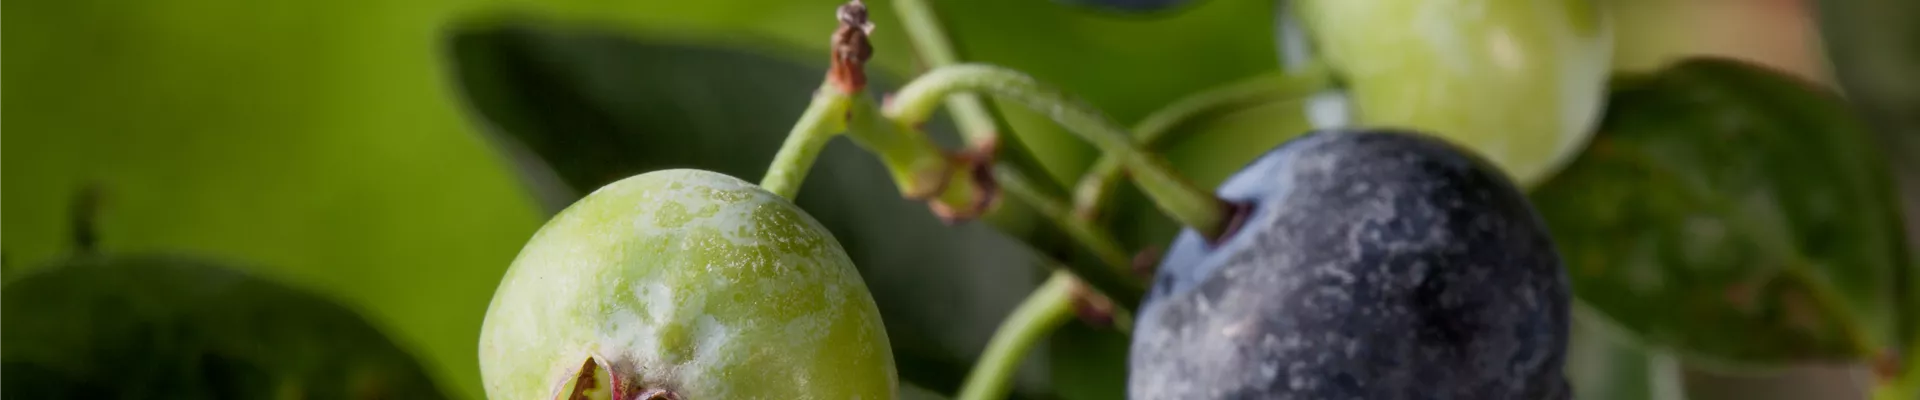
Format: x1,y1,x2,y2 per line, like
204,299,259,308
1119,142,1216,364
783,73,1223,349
1208,200,1253,244
1130,246,1163,279
1070,279,1118,329
928,136,1003,224
829,0,873,94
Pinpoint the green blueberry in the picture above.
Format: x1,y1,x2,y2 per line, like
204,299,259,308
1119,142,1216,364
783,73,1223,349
478,169,896,399
1294,0,1612,186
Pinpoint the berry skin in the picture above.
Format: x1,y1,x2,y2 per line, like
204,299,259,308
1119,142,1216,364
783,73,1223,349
478,169,895,400
1130,129,1571,400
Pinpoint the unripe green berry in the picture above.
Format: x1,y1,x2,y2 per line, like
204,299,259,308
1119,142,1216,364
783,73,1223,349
479,169,896,399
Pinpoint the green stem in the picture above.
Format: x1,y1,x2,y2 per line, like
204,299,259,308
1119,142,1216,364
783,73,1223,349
996,164,1141,295
885,64,1229,239
842,93,971,202
762,86,853,199
836,83,1147,304
892,0,997,143
891,0,1065,204
957,270,1080,400
1072,65,1332,218
881,0,1149,304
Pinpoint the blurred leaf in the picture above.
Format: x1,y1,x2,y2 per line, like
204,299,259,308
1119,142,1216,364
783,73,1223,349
1816,0,1920,355
1531,57,1910,365
444,20,1086,398
2,254,449,399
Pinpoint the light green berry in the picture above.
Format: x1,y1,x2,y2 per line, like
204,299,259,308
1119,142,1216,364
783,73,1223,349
1295,0,1613,186
479,169,896,399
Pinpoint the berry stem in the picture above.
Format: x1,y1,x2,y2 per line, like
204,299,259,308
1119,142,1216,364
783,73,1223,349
841,93,985,208
761,86,853,199
890,0,1087,229
1072,65,1332,219
891,0,997,143
957,270,1080,400
886,64,1230,240
887,0,1152,303
996,164,1144,301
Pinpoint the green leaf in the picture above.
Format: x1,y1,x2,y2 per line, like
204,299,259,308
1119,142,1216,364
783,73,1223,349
1816,0,1920,360
1531,57,1910,365
445,20,1077,399
2,254,449,399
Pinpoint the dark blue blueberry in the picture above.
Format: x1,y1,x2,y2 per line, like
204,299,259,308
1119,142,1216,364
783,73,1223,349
1129,129,1571,399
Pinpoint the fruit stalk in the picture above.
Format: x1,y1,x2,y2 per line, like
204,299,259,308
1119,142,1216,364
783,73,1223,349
884,64,1230,240
762,86,852,199
841,93,990,212
891,0,996,143
774,0,988,213
799,0,1149,305
891,0,1115,243
956,270,1080,400
995,163,1143,300
1071,65,1332,219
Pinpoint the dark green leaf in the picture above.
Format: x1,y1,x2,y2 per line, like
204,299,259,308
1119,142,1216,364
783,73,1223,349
1531,57,1910,365
2,254,450,399
1815,0,1920,356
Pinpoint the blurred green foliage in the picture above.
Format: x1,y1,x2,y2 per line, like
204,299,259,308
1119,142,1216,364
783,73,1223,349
1535,58,1910,365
